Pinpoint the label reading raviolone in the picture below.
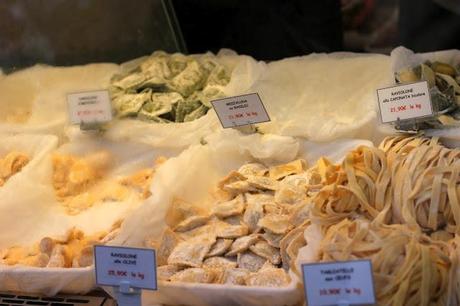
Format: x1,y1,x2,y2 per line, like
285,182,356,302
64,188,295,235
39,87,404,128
377,81,433,123
94,245,157,290
67,90,112,125
211,93,270,128
302,260,376,306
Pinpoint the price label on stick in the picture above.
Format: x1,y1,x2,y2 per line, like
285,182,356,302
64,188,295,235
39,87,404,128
302,260,376,306
94,245,157,290
376,81,433,123
211,93,270,128
67,90,112,126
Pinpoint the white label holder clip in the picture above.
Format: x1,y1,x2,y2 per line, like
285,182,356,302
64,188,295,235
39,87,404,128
233,122,257,134
79,120,105,132
115,280,142,306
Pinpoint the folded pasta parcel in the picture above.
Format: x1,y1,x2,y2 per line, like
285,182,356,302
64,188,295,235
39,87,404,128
0,223,121,268
395,56,460,129
150,159,322,287
0,153,167,269
52,151,165,215
0,151,29,186
110,51,231,123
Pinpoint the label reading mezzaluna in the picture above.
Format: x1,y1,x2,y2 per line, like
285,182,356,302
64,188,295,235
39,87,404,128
67,90,112,125
211,93,270,128
377,81,433,123
302,260,376,306
94,245,157,290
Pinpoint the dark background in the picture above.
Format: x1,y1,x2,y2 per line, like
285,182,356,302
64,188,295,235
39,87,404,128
175,0,343,61
0,0,180,69
0,0,459,70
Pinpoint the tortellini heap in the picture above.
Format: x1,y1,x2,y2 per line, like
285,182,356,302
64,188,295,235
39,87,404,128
110,51,231,123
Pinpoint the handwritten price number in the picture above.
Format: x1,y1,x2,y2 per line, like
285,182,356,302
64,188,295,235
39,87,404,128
318,288,362,296
107,269,145,280
228,111,259,120
390,103,422,113
77,110,104,116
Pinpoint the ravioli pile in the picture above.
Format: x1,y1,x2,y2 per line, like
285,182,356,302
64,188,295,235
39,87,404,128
395,60,460,129
154,159,325,287
0,224,120,268
0,151,29,186
52,151,164,215
0,152,165,269
110,51,231,123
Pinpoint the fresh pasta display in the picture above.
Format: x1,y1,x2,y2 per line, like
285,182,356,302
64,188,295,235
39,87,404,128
146,135,460,305
3,45,460,306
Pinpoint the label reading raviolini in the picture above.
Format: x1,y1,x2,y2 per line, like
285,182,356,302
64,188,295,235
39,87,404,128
67,90,112,125
94,245,157,290
211,93,270,128
377,81,433,123
302,260,376,306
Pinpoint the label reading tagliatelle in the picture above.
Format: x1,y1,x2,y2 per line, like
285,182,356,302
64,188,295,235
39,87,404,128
94,245,157,290
67,90,112,125
377,81,433,123
211,93,270,128
302,260,376,306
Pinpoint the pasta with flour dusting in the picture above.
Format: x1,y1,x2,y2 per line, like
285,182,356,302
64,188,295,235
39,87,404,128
310,135,460,238
379,136,460,236
150,159,320,287
52,151,164,215
317,218,455,305
0,151,29,186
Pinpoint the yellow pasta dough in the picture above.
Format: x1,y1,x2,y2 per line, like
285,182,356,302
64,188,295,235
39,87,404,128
318,219,454,306
0,151,29,186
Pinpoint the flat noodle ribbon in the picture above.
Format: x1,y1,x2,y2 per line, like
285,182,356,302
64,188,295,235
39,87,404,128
318,219,453,306
310,136,460,236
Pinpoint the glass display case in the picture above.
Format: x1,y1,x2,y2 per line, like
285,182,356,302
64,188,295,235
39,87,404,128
0,0,185,70
1,1,460,306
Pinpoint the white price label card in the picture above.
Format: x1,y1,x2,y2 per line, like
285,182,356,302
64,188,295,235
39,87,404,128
211,93,270,128
67,90,112,125
377,81,433,123
94,245,157,290
302,260,376,306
